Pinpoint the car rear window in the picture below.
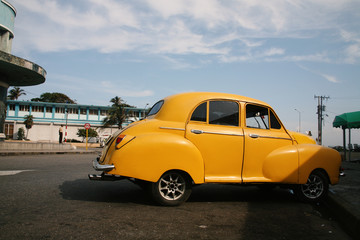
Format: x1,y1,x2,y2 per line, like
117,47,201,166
147,100,164,116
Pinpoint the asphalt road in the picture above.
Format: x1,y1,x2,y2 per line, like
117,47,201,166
0,154,352,240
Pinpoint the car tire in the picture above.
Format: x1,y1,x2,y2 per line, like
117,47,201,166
150,171,192,206
294,170,329,202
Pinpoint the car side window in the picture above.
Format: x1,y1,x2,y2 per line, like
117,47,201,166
270,110,282,129
190,102,207,122
246,104,269,129
209,101,239,126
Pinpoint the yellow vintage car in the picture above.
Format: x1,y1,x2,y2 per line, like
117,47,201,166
89,92,341,206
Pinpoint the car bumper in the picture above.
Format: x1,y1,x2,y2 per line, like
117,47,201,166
92,157,115,172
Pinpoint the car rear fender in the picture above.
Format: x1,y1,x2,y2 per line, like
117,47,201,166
108,133,205,184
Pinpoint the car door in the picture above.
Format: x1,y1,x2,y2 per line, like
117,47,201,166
242,104,298,183
186,100,244,183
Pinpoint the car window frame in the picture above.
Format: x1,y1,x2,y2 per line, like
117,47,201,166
245,103,270,130
189,99,241,127
147,100,164,117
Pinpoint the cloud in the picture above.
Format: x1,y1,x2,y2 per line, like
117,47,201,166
10,0,360,65
320,74,340,83
344,44,360,64
263,48,285,56
44,74,154,99
340,30,360,64
298,64,341,83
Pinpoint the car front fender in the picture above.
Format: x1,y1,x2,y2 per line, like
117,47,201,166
262,145,299,183
297,144,341,184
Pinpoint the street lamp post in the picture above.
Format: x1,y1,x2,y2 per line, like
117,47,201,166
294,109,301,133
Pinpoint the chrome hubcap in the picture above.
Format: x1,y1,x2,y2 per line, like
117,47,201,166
301,174,324,199
159,173,185,201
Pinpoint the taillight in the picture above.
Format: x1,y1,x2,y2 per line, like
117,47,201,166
115,135,126,146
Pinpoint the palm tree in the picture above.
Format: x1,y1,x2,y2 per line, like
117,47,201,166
23,115,34,139
8,87,26,100
102,96,127,129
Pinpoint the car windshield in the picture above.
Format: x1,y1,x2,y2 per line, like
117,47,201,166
147,100,164,116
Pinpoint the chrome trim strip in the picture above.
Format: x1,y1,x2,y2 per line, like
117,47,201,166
159,127,185,131
193,129,244,137
92,159,114,172
255,135,292,141
204,131,244,137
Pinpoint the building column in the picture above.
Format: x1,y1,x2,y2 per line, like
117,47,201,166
0,81,9,140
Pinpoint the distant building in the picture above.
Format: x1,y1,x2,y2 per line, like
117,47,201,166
0,1,46,140
5,100,146,142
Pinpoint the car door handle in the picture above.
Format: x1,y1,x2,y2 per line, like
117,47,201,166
191,129,204,134
249,134,259,138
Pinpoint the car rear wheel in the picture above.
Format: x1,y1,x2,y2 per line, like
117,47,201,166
295,170,329,202
150,171,192,206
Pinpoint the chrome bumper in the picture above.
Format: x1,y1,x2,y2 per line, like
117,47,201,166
92,158,115,172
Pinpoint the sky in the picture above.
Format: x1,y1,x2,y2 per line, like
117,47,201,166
7,0,360,147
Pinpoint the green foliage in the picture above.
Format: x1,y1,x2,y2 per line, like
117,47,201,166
8,87,26,100
102,96,127,129
17,127,25,140
31,92,76,104
23,115,34,130
23,115,34,139
77,128,98,142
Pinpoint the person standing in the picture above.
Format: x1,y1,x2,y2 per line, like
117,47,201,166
59,125,63,143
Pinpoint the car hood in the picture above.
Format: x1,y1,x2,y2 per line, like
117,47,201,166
289,131,316,145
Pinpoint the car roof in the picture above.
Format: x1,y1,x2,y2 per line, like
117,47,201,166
152,92,270,122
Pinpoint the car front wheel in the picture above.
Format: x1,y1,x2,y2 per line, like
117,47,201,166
295,170,329,202
150,171,192,206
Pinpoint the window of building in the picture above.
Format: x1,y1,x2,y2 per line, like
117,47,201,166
89,109,97,115
80,108,87,115
9,104,15,111
32,105,44,112
100,110,107,116
191,102,207,122
209,101,239,126
67,108,78,114
55,107,65,113
45,106,52,113
246,104,269,129
19,105,29,112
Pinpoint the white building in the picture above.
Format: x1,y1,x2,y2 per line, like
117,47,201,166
5,100,146,142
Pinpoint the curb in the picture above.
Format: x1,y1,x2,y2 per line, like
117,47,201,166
325,191,360,239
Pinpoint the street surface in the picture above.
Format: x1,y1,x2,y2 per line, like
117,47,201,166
0,154,351,240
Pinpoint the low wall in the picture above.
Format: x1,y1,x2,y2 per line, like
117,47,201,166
0,141,75,150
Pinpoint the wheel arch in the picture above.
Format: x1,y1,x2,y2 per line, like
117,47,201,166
110,132,205,184
311,168,330,184
297,144,341,185
160,169,195,184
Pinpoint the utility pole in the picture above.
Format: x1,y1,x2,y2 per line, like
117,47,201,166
314,95,330,145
